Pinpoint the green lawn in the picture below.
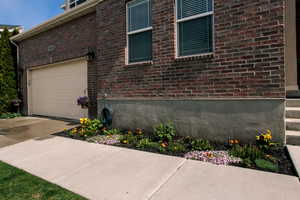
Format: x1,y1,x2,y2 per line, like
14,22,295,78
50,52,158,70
0,161,86,200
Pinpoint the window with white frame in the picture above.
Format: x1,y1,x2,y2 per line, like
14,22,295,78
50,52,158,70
127,0,152,63
176,0,214,57
69,0,87,9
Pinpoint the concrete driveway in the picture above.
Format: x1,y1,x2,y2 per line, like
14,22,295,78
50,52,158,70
0,117,78,148
0,136,299,200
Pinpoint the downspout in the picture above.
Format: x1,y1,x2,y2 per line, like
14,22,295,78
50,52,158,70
10,39,21,95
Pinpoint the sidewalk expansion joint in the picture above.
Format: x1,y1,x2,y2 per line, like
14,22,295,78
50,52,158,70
147,159,187,200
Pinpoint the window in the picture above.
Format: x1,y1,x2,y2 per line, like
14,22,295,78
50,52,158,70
69,0,87,9
176,0,214,57
127,0,152,63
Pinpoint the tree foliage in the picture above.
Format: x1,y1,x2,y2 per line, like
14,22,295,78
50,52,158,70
0,28,17,113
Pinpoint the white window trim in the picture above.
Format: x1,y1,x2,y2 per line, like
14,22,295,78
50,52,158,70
126,0,153,64
175,0,215,58
68,0,87,9
128,26,153,35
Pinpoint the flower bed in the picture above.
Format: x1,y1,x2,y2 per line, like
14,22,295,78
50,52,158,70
56,119,296,176
184,151,242,166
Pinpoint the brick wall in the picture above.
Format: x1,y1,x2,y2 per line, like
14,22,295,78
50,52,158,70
96,0,285,99
17,0,286,118
18,12,98,116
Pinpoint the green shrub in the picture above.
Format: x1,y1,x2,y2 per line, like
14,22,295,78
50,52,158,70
136,138,166,153
243,158,253,168
0,112,21,119
167,142,186,153
103,128,121,135
87,119,103,132
147,142,166,153
69,118,103,138
0,29,17,113
255,159,279,172
229,144,264,161
80,118,103,132
153,122,176,142
136,138,152,149
119,134,139,145
191,139,213,151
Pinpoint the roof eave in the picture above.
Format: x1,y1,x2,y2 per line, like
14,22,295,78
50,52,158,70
11,0,102,42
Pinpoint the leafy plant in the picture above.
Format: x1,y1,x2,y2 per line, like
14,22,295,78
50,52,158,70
242,158,253,168
80,118,103,132
136,138,152,149
191,139,213,151
119,134,139,145
229,144,264,162
103,128,121,135
256,129,278,152
69,118,103,138
167,142,186,153
136,138,166,153
254,159,279,172
153,122,176,142
0,112,21,119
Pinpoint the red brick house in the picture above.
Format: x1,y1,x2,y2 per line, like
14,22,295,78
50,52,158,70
10,0,300,144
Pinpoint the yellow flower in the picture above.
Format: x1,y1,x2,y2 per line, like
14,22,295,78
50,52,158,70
268,134,272,140
71,128,77,135
80,118,89,125
256,136,260,140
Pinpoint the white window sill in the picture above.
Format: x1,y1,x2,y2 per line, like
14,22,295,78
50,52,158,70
125,61,153,67
175,53,214,61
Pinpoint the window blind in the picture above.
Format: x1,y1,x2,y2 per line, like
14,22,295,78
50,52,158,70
179,15,213,56
177,0,213,19
129,31,152,63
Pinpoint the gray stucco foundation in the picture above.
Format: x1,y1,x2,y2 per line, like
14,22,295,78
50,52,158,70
98,99,285,144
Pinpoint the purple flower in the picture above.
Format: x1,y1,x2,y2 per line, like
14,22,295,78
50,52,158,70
88,135,121,145
77,96,89,106
184,151,242,166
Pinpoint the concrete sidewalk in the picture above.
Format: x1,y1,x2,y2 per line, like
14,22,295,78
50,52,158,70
288,145,300,177
0,117,78,148
0,136,299,200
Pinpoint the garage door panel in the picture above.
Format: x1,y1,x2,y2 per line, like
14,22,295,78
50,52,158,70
30,59,88,119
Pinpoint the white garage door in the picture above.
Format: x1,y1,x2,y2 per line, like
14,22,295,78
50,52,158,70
28,59,88,120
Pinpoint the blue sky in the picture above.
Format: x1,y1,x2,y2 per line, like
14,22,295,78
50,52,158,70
0,0,64,30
